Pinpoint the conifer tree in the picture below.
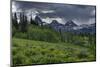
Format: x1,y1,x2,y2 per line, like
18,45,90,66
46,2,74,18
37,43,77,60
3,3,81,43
19,12,28,32
30,16,38,25
12,12,18,29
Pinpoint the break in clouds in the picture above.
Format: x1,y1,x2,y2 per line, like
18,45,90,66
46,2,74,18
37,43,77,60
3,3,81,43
12,1,96,25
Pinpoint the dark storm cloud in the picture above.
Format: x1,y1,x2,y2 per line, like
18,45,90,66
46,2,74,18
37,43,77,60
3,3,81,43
12,1,96,25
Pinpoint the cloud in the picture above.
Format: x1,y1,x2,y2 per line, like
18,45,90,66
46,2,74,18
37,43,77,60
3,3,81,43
42,17,65,24
12,1,96,25
12,1,23,13
90,9,96,17
41,10,55,13
12,1,17,12
88,18,95,24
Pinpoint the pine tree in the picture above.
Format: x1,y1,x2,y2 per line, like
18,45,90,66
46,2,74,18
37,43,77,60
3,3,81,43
12,12,18,29
30,16,38,25
19,12,28,32
59,28,65,42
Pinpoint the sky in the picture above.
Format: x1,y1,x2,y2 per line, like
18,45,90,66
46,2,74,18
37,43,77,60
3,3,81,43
12,1,96,25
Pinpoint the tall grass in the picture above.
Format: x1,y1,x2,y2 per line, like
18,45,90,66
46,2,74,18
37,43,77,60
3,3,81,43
12,38,96,66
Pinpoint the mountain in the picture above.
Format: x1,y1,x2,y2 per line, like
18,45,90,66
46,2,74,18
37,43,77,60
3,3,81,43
73,23,96,34
90,23,96,27
65,20,78,27
36,17,96,34
48,20,96,34
35,16,43,26
49,20,64,31
50,20,63,26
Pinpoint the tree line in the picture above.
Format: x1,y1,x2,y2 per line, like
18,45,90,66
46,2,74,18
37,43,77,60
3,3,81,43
12,12,42,33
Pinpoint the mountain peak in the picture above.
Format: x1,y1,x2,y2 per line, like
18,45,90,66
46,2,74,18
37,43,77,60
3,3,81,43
51,20,59,24
35,16,41,21
35,16,42,22
50,20,63,26
65,20,77,27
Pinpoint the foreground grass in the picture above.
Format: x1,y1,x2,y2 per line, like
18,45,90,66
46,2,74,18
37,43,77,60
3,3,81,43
12,38,95,66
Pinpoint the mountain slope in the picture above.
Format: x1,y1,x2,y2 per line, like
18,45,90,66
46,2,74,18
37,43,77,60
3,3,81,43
65,20,77,27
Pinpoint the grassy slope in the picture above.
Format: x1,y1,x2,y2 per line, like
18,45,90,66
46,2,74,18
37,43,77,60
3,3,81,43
12,38,95,65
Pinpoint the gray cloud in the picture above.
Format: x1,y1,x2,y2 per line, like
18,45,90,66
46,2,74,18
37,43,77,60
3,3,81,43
12,1,96,25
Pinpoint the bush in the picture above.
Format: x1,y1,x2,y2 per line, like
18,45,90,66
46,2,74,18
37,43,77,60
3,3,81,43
77,50,88,59
73,40,85,46
13,52,26,65
12,26,17,37
14,32,28,39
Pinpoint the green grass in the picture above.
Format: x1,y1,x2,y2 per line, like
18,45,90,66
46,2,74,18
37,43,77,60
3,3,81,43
12,38,96,66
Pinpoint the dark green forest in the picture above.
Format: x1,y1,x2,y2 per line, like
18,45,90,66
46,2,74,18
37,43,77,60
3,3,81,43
12,12,96,66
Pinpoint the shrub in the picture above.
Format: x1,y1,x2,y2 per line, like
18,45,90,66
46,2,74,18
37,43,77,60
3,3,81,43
77,50,88,59
14,32,28,39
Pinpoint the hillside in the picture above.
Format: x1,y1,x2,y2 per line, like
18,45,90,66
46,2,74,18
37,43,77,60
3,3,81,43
12,38,96,66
